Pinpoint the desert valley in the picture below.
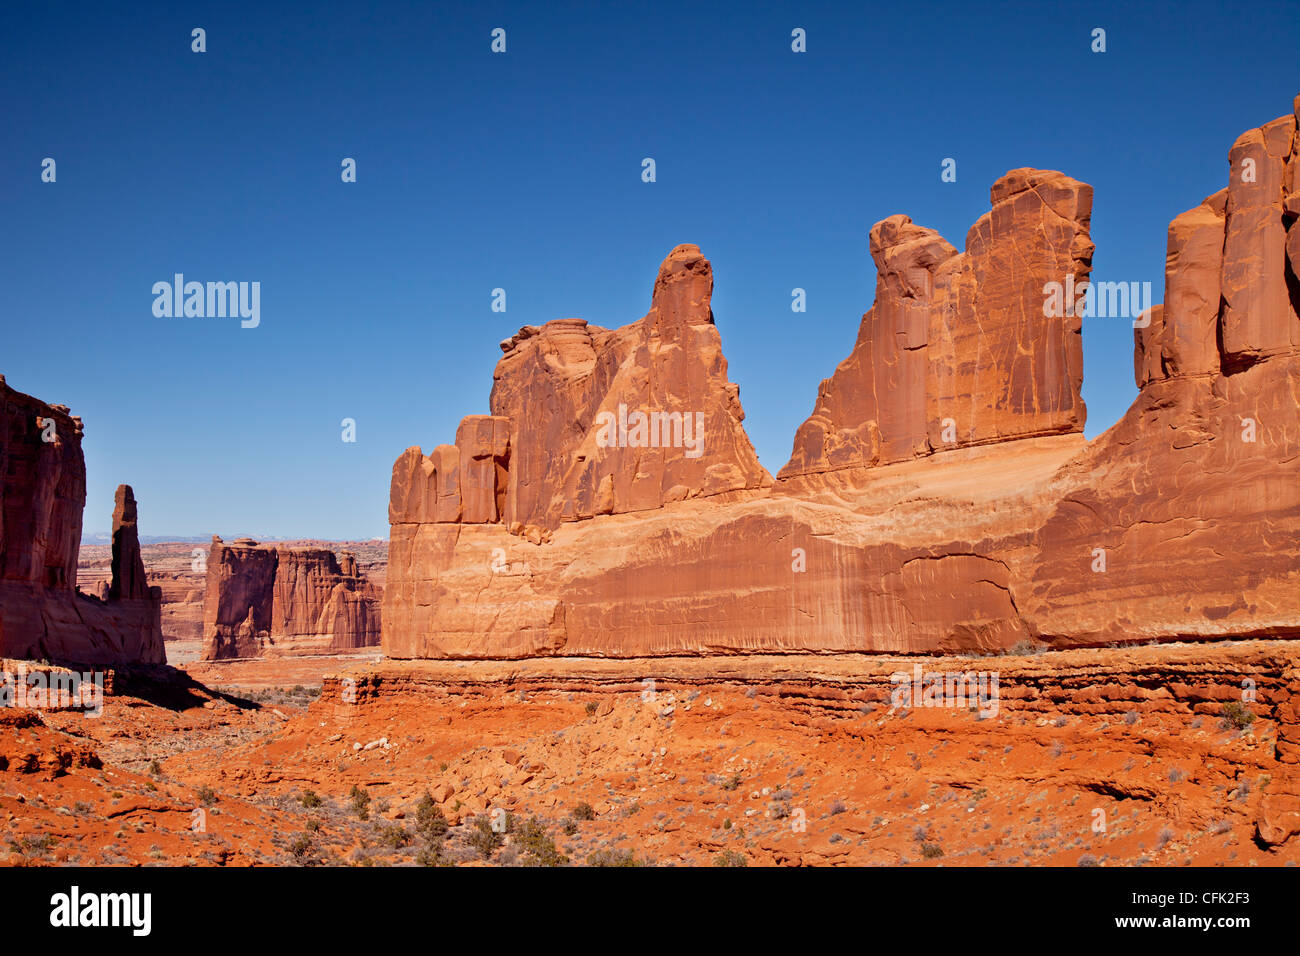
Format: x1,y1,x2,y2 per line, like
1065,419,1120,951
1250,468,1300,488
4,94,1300,876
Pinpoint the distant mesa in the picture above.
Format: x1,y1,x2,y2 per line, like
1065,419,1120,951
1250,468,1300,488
201,536,382,660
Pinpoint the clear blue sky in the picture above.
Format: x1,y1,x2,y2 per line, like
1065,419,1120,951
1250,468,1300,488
4,1,1297,539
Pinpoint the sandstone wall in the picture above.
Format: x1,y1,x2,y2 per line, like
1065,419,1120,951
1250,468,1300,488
0,375,163,665
201,537,382,660
383,96,1300,660
1023,96,1300,644
778,169,1092,485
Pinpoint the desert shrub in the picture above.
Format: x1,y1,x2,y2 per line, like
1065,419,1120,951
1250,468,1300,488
1222,702,1255,731
588,848,646,867
714,850,748,867
514,817,568,866
920,842,944,859
1005,639,1046,656
376,823,411,849
299,789,322,809
416,845,443,867
468,816,504,859
584,701,599,716
195,786,218,807
414,792,449,840
572,802,596,821
349,785,371,820
11,834,57,856
289,835,314,860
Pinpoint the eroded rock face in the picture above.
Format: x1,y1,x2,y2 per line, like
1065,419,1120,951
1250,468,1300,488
384,245,773,654
491,243,770,531
1028,102,1300,643
0,377,163,665
779,169,1092,486
109,485,149,601
201,538,381,660
1220,113,1298,363
385,97,1300,660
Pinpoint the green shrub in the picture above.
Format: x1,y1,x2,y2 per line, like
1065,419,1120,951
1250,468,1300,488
289,835,313,860
376,823,411,849
514,817,568,866
1222,701,1255,731
414,792,449,840
587,848,645,867
468,816,504,859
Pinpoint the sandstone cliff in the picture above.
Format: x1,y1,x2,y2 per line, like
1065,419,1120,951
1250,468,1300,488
779,170,1092,483
384,96,1300,660
390,243,770,543
201,537,382,660
0,375,163,665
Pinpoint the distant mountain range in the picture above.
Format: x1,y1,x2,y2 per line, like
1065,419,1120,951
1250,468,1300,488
80,533,383,546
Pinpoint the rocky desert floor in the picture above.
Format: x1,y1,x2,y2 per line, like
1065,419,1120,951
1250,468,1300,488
3,641,1300,868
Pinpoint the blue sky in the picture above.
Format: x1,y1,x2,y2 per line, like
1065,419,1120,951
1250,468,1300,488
4,1,1297,539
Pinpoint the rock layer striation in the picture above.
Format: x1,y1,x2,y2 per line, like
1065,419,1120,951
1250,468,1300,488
384,97,1300,660
201,537,382,660
0,376,163,664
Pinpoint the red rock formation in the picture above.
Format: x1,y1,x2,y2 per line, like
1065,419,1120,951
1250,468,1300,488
0,376,163,665
497,246,769,529
1220,111,1297,363
108,486,149,601
147,572,206,642
1025,99,1300,644
384,96,1300,661
779,169,1092,485
392,246,769,545
201,537,381,660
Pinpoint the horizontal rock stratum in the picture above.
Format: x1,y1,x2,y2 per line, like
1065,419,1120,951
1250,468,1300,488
384,96,1300,660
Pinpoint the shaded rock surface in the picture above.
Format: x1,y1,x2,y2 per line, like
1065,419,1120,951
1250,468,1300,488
0,376,163,665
